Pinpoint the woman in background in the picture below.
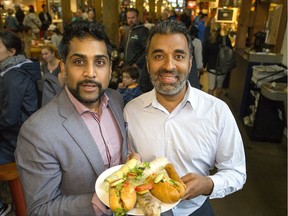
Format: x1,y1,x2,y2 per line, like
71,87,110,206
0,31,40,215
40,45,63,106
41,45,60,76
203,22,232,97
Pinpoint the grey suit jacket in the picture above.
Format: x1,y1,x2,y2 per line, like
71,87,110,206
15,88,127,216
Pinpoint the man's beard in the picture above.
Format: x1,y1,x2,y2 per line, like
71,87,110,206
68,80,105,104
150,69,188,96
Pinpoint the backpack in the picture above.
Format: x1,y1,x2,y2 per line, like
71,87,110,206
216,36,236,75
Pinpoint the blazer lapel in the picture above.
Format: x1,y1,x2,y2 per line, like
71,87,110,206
106,90,128,162
58,91,106,176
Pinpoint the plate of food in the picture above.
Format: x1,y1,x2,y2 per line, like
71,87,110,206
95,158,185,216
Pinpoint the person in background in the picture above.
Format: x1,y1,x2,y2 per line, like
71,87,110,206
160,8,170,22
124,20,246,216
180,8,192,29
23,5,42,37
40,45,60,76
203,22,233,97
40,45,62,106
47,24,63,48
15,20,137,215
0,30,41,215
14,4,25,32
193,11,203,27
5,8,19,33
117,65,142,105
119,8,149,69
87,9,95,22
71,8,83,22
197,13,208,44
38,4,52,38
189,24,204,87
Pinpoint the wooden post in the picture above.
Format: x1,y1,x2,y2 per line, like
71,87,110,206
61,0,72,25
102,0,119,47
157,0,162,21
234,0,252,49
136,0,144,23
149,0,156,23
273,0,287,53
94,0,102,22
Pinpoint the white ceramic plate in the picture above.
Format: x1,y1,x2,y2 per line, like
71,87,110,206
95,165,180,215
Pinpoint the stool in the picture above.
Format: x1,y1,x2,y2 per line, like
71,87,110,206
0,162,27,216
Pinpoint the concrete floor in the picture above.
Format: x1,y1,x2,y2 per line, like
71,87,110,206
1,73,287,216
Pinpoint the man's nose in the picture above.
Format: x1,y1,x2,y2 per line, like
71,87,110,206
163,57,176,71
83,63,95,78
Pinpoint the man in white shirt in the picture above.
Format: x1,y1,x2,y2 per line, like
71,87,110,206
124,20,246,216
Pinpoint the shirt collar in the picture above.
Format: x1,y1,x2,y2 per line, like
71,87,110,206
141,81,197,110
65,86,109,115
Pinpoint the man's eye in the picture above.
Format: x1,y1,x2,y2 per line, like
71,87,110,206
73,59,84,64
175,55,185,60
154,55,163,60
95,60,106,66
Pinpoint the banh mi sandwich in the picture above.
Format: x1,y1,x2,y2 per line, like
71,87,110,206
109,179,137,216
104,157,185,215
149,163,186,203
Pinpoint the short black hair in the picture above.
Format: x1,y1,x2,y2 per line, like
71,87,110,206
121,65,139,80
126,8,139,16
146,20,193,57
59,20,112,61
0,30,23,55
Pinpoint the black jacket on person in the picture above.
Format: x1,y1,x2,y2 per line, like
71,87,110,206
203,35,232,70
15,9,25,25
124,23,149,69
0,60,41,162
39,11,52,31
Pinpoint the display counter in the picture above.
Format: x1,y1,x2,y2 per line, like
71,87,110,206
229,49,287,142
229,48,284,118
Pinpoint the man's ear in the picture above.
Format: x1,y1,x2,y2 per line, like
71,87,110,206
9,48,16,56
146,61,150,74
189,57,192,72
60,60,66,77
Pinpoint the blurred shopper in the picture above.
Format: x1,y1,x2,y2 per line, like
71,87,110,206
40,45,62,106
0,30,40,166
23,5,42,37
71,8,83,22
14,4,25,32
39,4,52,38
180,8,192,29
47,24,63,49
203,23,233,97
87,9,95,22
5,8,19,33
119,8,148,69
197,13,208,43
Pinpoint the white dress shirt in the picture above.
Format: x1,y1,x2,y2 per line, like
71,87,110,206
124,83,246,215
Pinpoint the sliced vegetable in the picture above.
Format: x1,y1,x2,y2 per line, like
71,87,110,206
135,183,153,192
154,172,164,184
110,178,126,187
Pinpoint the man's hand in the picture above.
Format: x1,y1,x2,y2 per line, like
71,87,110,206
125,152,141,163
181,173,214,200
117,82,126,89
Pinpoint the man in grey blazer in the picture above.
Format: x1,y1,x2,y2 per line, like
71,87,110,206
15,20,133,215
